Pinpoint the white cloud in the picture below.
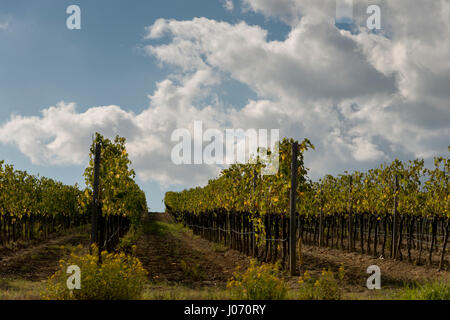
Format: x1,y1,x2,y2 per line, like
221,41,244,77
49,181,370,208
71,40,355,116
350,137,385,162
0,103,138,165
241,0,333,26
0,70,226,187
145,17,396,102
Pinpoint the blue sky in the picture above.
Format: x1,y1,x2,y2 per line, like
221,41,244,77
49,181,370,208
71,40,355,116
0,0,289,211
0,0,275,119
1,1,449,212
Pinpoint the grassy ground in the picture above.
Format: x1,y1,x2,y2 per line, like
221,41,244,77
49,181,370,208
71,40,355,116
0,278,45,300
0,226,90,300
0,215,448,300
136,213,449,300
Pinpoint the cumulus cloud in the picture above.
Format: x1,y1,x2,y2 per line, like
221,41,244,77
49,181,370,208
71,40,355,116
241,0,334,26
0,103,137,165
0,69,225,186
0,0,449,187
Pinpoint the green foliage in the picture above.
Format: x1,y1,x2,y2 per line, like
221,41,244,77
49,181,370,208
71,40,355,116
166,137,448,242
297,265,346,300
143,218,185,237
0,160,86,242
42,245,148,300
119,225,142,254
180,259,206,281
400,281,450,300
314,156,449,218
82,133,147,225
0,161,84,220
165,138,314,240
166,138,314,216
227,259,288,300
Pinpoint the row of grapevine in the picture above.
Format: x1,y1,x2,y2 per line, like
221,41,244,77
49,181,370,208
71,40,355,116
297,156,448,268
83,133,147,252
165,140,449,269
0,133,148,251
0,161,87,245
165,138,313,269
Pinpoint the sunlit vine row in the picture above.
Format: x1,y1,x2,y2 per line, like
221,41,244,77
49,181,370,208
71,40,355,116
165,138,314,219
165,142,448,220
0,160,85,244
82,133,147,227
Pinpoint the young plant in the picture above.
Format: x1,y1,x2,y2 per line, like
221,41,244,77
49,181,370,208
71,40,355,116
42,245,148,300
227,259,288,300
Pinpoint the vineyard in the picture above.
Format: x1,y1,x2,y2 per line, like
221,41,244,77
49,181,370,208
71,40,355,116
0,162,87,245
0,134,448,301
0,133,154,300
83,134,147,252
165,139,449,271
0,133,147,252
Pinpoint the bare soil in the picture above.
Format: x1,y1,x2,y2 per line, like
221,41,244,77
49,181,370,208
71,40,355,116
136,213,250,287
0,214,447,300
137,213,449,298
0,227,90,281
298,244,449,298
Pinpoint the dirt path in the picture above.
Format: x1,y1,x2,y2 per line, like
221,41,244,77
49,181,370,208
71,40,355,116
0,226,90,282
136,213,250,288
1,214,445,300
137,213,449,299
298,245,449,298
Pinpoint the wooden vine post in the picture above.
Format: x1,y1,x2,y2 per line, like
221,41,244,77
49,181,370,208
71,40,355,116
89,142,101,260
438,167,448,270
319,189,324,247
392,174,399,259
289,141,298,276
439,218,449,271
348,175,354,252
252,167,257,257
